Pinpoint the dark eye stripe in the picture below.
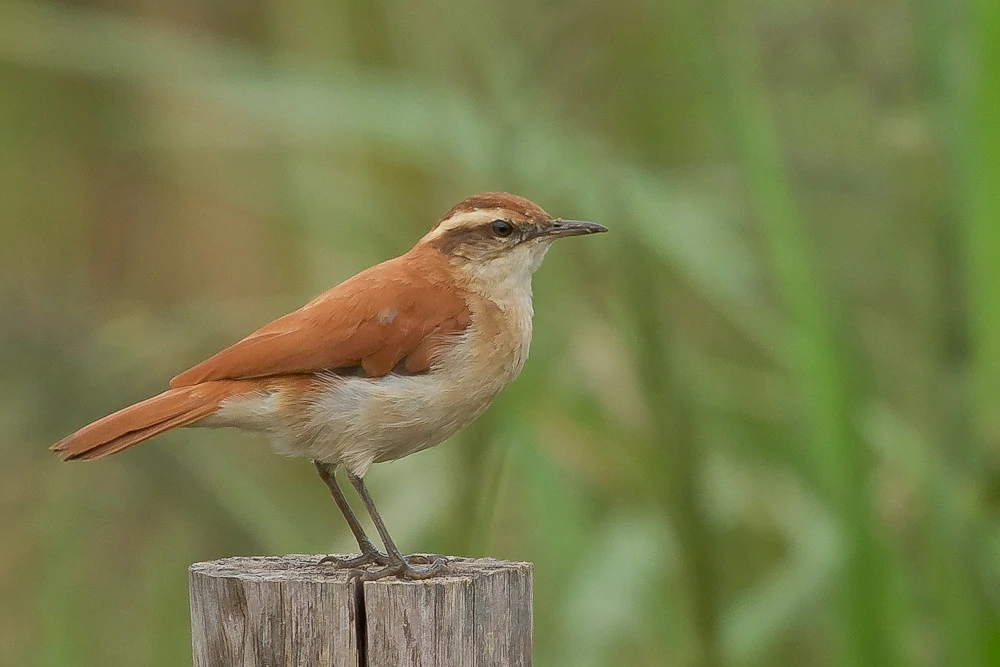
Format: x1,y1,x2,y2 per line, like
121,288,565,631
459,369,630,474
430,219,520,254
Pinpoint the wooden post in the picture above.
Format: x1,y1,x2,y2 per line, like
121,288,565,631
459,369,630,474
189,554,533,667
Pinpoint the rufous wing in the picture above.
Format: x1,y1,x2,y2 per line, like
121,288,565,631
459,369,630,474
170,249,471,387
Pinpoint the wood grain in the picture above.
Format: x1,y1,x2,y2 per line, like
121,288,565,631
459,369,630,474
189,555,532,667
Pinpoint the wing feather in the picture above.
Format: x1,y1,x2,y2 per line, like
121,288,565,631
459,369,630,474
170,250,470,387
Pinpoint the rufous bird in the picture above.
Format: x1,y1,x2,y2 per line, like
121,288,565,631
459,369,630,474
52,192,606,580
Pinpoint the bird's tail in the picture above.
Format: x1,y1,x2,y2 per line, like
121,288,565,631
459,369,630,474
51,381,240,461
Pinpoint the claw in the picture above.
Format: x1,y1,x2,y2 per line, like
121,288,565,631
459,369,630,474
404,553,461,565
318,541,389,569
318,551,388,568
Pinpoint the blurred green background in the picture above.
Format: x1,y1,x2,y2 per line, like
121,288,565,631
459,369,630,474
2,0,999,665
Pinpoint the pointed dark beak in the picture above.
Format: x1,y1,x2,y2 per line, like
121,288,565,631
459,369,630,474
544,219,608,239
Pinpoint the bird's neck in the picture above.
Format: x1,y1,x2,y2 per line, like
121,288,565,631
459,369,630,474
451,244,548,311
459,265,535,319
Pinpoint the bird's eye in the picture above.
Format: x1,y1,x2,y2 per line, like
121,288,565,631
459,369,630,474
491,220,513,238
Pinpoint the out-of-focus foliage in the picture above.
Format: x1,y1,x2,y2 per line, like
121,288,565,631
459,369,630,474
1,0,998,665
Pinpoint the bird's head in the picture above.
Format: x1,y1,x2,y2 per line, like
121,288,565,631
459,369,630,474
419,192,606,289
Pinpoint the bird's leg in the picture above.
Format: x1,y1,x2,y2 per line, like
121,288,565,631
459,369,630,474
313,461,388,568
346,472,449,581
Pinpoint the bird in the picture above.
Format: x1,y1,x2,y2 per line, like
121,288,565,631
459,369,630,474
51,192,606,580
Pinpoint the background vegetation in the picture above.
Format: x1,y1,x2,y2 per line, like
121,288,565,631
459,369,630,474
2,0,998,665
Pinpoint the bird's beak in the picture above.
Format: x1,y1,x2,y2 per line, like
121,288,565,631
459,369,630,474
542,219,608,239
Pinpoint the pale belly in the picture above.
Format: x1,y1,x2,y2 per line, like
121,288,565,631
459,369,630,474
201,370,502,477
292,369,505,475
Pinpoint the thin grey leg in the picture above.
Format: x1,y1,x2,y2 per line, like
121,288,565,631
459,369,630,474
346,472,450,581
314,461,388,568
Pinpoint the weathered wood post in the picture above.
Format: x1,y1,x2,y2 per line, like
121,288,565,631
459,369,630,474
189,554,533,667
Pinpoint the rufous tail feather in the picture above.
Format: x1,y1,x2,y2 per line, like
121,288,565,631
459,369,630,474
51,382,240,461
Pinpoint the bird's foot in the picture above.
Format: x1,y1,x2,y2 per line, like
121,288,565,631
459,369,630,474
319,547,462,570
318,543,388,569
348,556,450,582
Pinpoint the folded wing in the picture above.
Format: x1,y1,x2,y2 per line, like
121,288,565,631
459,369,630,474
170,251,471,387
